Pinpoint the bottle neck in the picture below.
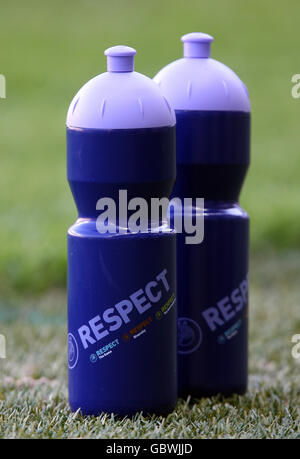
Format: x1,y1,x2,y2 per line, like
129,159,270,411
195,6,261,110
173,163,249,203
173,109,250,204
67,126,176,219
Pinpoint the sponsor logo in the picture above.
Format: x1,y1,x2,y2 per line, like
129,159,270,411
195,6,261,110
178,318,203,354
68,333,79,370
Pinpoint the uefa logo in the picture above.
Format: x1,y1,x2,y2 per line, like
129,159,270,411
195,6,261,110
178,317,203,354
68,333,79,370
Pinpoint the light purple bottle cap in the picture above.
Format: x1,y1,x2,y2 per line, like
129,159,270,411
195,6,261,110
181,32,214,58
104,45,136,72
67,44,175,129
153,32,250,112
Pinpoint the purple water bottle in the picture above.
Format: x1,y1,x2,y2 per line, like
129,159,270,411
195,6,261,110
154,33,251,397
67,46,177,415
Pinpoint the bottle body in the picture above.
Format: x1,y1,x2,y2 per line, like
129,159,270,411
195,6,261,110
173,110,250,397
177,204,249,397
67,125,177,415
68,225,177,415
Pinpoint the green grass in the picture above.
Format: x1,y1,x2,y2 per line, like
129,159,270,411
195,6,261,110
0,253,299,439
0,0,300,293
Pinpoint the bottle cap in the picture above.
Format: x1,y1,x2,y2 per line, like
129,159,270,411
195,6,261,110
67,45,175,129
153,33,250,112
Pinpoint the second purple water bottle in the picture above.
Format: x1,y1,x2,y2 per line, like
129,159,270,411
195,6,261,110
154,33,251,397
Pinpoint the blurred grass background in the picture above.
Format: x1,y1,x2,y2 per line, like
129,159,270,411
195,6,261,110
0,0,300,292
0,0,299,293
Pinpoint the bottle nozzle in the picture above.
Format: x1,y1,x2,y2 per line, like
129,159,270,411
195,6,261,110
104,45,136,72
181,32,214,58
